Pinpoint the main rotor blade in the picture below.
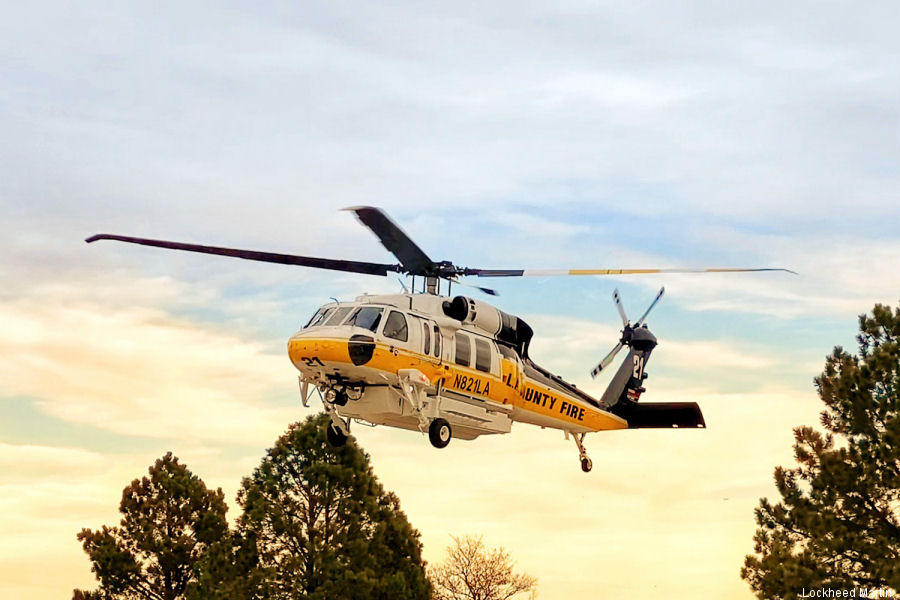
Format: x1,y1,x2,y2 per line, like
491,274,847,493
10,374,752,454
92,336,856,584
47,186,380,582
464,267,798,277
85,234,402,276
635,287,665,327
343,206,435,275
448,278,499,297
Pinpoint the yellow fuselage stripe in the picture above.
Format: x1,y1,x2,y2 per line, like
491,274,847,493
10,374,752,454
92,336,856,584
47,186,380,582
288,338,626,432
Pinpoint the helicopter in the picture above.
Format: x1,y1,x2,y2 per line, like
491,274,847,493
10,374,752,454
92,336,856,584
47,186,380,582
86,207,794,472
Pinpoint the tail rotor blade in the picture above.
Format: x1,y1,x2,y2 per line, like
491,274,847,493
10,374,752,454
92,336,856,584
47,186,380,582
635,287,665,327
613,288,628,326
591,342,623,378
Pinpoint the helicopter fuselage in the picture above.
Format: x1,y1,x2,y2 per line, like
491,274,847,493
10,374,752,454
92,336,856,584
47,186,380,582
288,292,627,441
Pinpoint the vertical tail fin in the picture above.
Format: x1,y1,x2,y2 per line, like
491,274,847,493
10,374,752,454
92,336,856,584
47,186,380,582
599,326,657,410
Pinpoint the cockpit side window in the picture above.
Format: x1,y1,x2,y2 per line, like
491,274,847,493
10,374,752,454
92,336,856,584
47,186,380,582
324,306,353,327
345,306,384,332
455,333,471,367
383,310,409,342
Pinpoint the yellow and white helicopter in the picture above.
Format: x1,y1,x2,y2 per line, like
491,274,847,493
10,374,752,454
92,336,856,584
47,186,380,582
87,207,793,472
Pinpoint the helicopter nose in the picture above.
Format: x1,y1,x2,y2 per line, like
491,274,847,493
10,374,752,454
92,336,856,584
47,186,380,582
348,334,376,366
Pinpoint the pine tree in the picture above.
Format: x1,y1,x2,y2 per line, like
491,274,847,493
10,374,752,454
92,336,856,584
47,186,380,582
236,413,431,600
742,304,900,597
75,452,229,600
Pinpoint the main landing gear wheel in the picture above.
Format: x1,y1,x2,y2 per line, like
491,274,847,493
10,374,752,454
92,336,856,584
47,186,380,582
581,457,593,473
428,418,452,449
326,423,348,447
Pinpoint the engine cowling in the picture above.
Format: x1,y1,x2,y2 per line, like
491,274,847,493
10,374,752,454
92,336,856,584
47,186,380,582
442,296,533,355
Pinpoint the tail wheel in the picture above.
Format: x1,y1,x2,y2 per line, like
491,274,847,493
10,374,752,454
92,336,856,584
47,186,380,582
580,457,593,473
326,423,348,447
428,418,452,449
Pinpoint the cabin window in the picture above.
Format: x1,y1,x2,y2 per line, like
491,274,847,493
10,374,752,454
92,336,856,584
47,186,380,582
422,322,431,355
474,338,492,373
434,325,441,358
383,310,409,342
455,333,471,367
323,306,352,327
345,306,383,332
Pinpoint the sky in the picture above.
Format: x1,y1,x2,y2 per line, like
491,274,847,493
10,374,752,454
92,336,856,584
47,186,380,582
2,1,900,598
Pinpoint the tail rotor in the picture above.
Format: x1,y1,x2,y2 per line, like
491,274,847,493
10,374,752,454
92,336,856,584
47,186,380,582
590,287,664,378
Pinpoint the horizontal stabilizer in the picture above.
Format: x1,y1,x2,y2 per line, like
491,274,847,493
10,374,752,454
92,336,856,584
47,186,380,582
624,402,706,429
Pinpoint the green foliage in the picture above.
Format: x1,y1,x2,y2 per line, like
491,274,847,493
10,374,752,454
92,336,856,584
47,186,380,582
75,452,229,600
184,530,261,600
235,413,431,600
742,304,900,597
75,417,431,599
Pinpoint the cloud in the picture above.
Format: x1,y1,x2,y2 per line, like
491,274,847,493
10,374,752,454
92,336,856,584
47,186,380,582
659,339,775,370
0,442,138,596
618,232,900,319
522,313,801,391
0,443,107,483
483,210,592,238
0,440,261,597
0,275,297,444
5,1,899,239
3,2,898,598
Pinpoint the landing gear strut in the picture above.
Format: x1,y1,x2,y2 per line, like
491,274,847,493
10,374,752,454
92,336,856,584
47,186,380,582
397,369,432,432
569,432,593,473
321,385,351,447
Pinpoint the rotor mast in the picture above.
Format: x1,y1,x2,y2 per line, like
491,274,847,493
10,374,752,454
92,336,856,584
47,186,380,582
425,277,439,295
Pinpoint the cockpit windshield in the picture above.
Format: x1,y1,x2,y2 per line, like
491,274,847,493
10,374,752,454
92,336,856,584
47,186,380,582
302,304,386,332
345,306,384,332
304,307,334,329
323,306,353,327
